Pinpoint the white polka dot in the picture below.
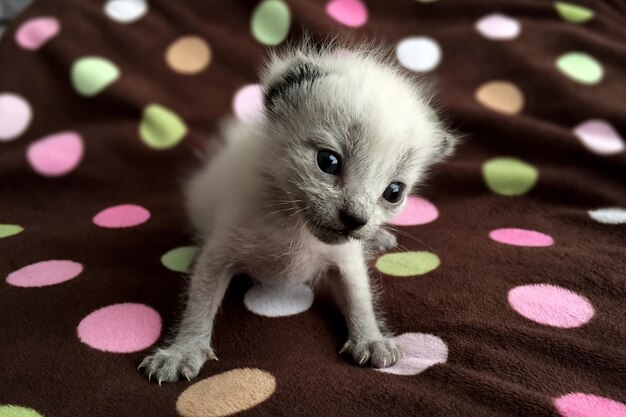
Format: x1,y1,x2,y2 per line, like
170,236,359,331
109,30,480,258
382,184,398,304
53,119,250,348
573,120,625,155
377,333,448,375
475,13,521,40
233,84,264,123
588,207,626,224
104,0,148,23
0,93,32,141
396,37,442,72
244,283,314,317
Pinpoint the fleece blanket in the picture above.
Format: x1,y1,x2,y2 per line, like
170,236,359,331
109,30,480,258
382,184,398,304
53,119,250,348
0,0,624,416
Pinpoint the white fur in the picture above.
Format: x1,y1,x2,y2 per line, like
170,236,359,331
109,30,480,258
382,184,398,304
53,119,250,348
139,41,455,383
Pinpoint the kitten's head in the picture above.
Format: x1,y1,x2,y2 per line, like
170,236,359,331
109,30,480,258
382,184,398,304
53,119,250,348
258,43,455,245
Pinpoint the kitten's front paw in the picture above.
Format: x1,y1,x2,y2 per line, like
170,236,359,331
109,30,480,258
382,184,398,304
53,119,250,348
139,345,217,384
339,337,402,368
368,229,397,252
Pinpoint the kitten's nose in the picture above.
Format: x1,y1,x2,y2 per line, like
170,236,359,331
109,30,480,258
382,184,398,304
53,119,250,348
339,210,368,231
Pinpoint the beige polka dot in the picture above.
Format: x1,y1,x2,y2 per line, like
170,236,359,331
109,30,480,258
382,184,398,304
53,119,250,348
165,36,211,74
176,368,276,417
475,81,524,114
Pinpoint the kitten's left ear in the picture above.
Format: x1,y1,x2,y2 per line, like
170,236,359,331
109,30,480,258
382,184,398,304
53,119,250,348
262,56,325,112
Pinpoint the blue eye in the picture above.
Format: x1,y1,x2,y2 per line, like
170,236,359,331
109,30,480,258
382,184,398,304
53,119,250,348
383,182,405,203
317,150,341,175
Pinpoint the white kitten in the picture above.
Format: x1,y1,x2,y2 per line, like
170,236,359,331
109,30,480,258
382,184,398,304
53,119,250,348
140,41,455,383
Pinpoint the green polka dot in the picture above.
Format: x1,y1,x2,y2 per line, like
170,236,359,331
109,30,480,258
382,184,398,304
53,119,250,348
140,104,188,149
251,0,290,46
0,224,23,239
376,251,440,277
555,2,593,23
161,246,199,273
556,52,603,85
0,405,43,417
482,157,539,196
71,57,120,97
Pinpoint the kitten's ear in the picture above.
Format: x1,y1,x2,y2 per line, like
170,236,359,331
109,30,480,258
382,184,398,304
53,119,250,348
261,56,325,112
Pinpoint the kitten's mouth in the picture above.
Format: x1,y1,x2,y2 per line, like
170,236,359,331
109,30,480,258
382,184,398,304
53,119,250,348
307,220,356,244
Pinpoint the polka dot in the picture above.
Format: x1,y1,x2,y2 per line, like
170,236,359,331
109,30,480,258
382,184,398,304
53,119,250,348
77,303,161,353
573,120,624,155
482,157,538,196
165,36,211,75
396,37,442,72
0,405,43,417
244,284,314,317
71,56,120,97
376,251,440,277
161,246,199,273
233,84,264,123
15,16,60,50
93,204,150,228
508,284,594,328
475,81,524,114
389,196,438,226
27,131,84,177
554,393,626,417
325,0,368,27
0,224,23,239
555,2,594,24
588,207,626,225
0,93,32,141
489,228,554,247
475,14,521,40
251,0,291,46
104,0,148,23
377,333,448,375
556,52,603,85
139,104,188,149
6,260,83,288
177,368,276,417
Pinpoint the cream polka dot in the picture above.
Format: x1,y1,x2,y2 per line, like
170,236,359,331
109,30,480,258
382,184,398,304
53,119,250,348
396,37,442,72
475,81,524,114
588,207,626,225
244,283,314,317
177,368,276,417
166,36,211,74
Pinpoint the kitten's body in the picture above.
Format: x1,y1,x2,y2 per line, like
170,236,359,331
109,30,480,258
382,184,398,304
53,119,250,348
140,43,454,383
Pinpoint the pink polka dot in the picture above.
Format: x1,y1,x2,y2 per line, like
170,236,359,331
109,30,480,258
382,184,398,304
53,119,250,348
489,228,554,247
233,84,264,123
377,333,448,376
93,204,150,228
0,93,32,141
27,131,84,176
573,120,625,156
555,393,626,417
325,0,368,27
77,303,162,353
6,260,83,287
15,17,61,50
508,284,594,328
389,196,438,226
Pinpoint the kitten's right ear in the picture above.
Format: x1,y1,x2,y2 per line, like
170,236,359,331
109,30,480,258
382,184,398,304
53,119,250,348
262,57,325,112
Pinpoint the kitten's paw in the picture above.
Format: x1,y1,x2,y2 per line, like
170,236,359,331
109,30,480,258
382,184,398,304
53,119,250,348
339,337,402,368
368,229,397,252
139,345,217,384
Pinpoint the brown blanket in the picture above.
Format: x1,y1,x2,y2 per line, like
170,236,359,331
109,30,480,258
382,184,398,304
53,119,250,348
1,0,625,416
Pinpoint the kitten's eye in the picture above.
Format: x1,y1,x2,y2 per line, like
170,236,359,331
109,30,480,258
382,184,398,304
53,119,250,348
383,182,405,203
316,149,341,175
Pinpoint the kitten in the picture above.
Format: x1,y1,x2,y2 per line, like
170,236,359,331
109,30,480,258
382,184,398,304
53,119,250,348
139,41,455,383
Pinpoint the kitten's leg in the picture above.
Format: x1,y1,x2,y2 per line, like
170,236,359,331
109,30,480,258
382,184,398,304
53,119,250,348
330,246,401,368
139,243,232,383
367,228,397,252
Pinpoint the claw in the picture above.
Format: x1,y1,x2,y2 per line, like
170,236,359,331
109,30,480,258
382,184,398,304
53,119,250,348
391,353,396,363
158,378,162,387
382,358,387,367
339,343,350,355
148,370,153,381
185,375,191,382
359,355,367,365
